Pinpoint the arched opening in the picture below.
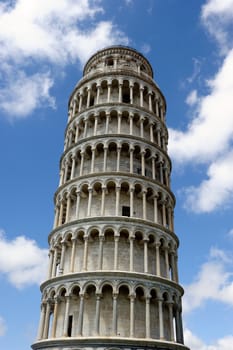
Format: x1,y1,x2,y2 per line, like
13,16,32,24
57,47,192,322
68,286,81,337
102,228,115,270
122,80,130,103
87,229,99,271
56,288,67,338
120,182,130,217
83,285,96,336
107,142,117,171
135,287,145,337
120,142,130,172
100,284,113,335
163,292,170,341
148,234,156,275
117,285,130,336
105,181,116,216
150,289,159,339
95,143,104,172
75,231,85,272
92,182,102,217
79,184,89,219
134,183,143,219
118,229,129,270
134,231,144,272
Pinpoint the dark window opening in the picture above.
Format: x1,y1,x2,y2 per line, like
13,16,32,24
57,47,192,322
67,315,73,337
123,93,130,103
122,206,130,217
106,58,114,66
90,97,94,106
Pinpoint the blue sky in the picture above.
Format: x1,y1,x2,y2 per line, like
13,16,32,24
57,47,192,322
0,0,233,349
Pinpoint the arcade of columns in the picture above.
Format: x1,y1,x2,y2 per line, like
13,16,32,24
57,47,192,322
32,46,190,350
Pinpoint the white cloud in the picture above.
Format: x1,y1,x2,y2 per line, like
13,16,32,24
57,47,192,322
0,0,104,64
0,69,55,119
183,247,233,314
0,0,129,119
0,229,48,288
185,89,198,106
202,0,233,53
0,0,128,64
0,317,7,337
169,49,233,164
185,328,233,350
184,151,233,212
169,0,233,213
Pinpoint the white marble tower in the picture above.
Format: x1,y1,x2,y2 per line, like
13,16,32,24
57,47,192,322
32,46,190,350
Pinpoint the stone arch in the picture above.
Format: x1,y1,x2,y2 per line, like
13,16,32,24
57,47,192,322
102,227,115,270
135,285,146,337
118,228,130,270
105,180,116,216
99,283,114,336
78,183,89,219
148,232,156,275
82,283,97,336
134,230,144,273
150,288,159,338
162,291,171,340
117,284,130,337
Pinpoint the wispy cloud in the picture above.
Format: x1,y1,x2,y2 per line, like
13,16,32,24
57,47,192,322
0,0,129,120
0,229,48,288
140,43,151,55
186,58,202,84
169,0,233,213
185,89,199,106
201,0,233,54
0,69,55,120
184,328,233,350
227,228,233,237
183,247,233,313
0,317,7,337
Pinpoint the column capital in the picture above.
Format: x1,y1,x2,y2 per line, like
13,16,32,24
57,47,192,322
99,234,105,242
129,293,136,300
130,185,135,192
112,292,119,299
96,293,102,299
129,145,135,152
129,234,135,241
140,115,145,122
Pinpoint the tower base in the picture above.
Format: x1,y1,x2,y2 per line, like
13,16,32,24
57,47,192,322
32,337,190,350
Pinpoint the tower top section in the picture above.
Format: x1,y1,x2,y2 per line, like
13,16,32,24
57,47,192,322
83,45,154,78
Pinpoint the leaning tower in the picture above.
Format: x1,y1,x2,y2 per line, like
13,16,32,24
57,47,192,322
32,46,189,350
